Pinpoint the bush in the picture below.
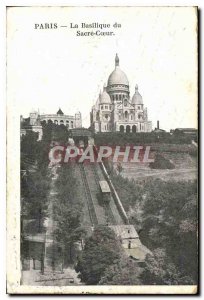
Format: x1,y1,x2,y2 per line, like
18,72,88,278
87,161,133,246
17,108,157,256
75,226,123,284
149,154,175,169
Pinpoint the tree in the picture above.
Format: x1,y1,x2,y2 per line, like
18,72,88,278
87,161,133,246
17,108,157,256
52,164,85,266
75,226,123,285
141,249,194,285
41,121,69,144
21,131,39,170
53,124,69,143
35,140,51,175
108,164,198,285
41,120,53,143
54,164,78,205
149,154,175,169
99,256,142,285
54,204,85,266
21,171,49,232
21,128,50,175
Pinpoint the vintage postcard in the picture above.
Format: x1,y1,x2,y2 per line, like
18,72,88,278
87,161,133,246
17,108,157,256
7,6,198,294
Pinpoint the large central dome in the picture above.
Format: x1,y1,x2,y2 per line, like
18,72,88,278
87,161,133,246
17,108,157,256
107,54,129,86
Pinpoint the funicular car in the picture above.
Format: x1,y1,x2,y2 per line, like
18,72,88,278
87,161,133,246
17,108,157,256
99,180,111,203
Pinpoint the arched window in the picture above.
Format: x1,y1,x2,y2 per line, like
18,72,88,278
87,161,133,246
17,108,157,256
119,94,121,100
132,125,136,133
116,94,118,100
124,100,128,107
60,120,64,124
124,111,128,119
126,125,131,133
119,125,124,133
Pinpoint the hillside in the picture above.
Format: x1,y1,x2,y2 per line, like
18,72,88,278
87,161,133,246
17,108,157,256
112,145,197,182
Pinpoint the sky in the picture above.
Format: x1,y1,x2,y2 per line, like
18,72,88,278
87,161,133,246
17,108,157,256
7,6,197,131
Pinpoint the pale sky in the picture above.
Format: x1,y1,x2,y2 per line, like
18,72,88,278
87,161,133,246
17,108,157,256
7,6,197,131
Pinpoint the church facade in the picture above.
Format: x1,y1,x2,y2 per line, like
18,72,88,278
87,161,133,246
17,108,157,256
90,54,152,133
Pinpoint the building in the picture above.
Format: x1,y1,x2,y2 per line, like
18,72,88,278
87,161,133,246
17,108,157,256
153,120,166,133
90,54,152,133
69,128,93,146
40,108,82,129
171,128,198,136
20,112,43,141
21,109,82,140
109,225,151,261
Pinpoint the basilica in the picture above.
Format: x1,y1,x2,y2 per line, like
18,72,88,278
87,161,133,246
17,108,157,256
90,54,152,133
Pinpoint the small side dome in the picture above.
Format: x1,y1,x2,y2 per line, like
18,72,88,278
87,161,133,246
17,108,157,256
100,84,112,104
132,85,143,105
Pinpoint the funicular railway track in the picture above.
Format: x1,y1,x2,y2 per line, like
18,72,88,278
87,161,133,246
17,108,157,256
88,163,117,225
79,164,98,226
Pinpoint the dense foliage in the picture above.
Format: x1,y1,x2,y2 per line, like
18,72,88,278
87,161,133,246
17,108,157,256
99,256,142,285
75,226,123,284
149,154,175,169
108,168,198,285
94,132,196,146
41,121,69,144
141,248,195,285
53,164,86,266
21,124,69,256
21,131,50,232
21,171,50,231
